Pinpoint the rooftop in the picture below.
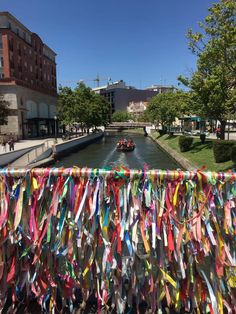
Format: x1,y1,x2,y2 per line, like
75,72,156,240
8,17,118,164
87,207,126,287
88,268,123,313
0,11,57,56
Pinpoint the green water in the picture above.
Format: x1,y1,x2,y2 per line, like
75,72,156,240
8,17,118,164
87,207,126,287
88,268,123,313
55,132,179,169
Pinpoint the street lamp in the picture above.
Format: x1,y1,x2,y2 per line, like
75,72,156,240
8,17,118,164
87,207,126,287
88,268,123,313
54,115,58,143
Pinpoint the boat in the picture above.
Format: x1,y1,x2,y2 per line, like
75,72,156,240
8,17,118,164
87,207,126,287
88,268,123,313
116,139,135,152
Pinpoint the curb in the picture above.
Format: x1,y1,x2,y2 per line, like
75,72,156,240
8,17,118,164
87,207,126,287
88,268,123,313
149,134,197,171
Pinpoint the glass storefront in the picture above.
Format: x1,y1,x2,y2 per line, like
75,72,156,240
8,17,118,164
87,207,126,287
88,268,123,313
26,118,57,138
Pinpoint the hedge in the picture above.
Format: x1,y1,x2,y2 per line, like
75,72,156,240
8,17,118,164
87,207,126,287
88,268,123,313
213,140,235,163
178,136,193,152
231,145,236,164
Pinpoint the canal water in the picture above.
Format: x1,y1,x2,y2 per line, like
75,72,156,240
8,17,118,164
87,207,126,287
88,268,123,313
55,132,179,169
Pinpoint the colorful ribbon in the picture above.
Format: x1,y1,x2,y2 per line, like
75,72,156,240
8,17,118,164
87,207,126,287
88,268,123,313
0,167,235,313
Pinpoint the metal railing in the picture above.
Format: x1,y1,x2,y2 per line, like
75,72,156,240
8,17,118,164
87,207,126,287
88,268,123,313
26,139,55,164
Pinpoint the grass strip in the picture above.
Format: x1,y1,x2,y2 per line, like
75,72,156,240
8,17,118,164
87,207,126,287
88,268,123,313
154,133,235,172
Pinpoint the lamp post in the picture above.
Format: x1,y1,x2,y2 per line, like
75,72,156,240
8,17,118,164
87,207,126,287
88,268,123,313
54,115,58,143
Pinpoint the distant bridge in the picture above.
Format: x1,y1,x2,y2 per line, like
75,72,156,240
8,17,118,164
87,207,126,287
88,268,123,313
106,122,153,130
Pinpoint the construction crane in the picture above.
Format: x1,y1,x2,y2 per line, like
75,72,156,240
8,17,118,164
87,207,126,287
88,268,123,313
60,75,112,87
92,74,112,87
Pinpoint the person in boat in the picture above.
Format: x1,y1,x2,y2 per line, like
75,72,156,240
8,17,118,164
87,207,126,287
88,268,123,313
127,138,134,148
117,139,125,147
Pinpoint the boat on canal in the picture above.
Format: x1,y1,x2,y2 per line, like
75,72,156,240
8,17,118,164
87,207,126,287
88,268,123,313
116,138,135,152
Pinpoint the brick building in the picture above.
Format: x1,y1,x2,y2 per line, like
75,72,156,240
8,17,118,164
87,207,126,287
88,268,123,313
0,12,57,138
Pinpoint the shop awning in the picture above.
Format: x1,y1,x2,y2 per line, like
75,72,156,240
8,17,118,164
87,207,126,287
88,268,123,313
180,116,202,122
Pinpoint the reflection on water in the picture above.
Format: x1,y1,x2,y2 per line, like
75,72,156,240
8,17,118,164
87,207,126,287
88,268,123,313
55,132,179,169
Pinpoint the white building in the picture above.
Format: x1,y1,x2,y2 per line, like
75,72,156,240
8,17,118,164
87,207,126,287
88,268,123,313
127,101,148,118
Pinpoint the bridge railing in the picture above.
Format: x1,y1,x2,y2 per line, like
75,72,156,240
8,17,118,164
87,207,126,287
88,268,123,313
108,121,153,127
0,167,235,313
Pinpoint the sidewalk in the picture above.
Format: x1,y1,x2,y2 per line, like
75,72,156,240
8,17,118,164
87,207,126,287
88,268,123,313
208,132,236,141
178,131,236,141
0,138,63,155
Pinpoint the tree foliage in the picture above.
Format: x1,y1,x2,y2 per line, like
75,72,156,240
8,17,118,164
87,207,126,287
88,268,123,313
58,83,111,130
111,110,133,122
145,91,191,129
0,94,9,126
137,110,151,122
178,0,236,139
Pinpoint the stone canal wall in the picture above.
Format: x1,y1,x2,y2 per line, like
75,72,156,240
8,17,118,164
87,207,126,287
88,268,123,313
53,132,104,158
149,133,197,170
0,144,43,167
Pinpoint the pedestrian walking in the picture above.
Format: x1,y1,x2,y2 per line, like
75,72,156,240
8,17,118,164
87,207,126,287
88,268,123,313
0,136,7,153
8,137,15,151
216,126,221,139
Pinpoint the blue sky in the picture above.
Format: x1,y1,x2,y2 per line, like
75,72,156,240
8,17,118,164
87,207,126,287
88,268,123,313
1,0,216,89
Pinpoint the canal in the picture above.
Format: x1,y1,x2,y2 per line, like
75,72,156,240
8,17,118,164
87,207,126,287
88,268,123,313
56,132,179,169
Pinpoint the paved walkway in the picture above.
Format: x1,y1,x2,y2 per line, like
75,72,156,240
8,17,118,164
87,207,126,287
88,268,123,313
208,132,236,140
0,138,63,155
177,132,236,141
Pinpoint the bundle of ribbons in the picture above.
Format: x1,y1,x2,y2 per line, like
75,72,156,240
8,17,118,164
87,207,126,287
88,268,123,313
0,167,235,313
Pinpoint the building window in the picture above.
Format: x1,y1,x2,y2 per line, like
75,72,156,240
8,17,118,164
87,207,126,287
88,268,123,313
30,65,33,72
16,28,19,36
10,59,14,69
0,34,2,49
0,57,3,67
8,22,11,30
9,39,14,51
18,44,21,56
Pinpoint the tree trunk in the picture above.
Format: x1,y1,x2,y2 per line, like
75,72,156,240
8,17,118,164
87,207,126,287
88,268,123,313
220,120,226,140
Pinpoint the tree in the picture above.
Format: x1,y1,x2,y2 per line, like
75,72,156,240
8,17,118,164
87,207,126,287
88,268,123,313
58,83,110,133
146,91,191,131
74,83,110,131
58,86,77,126
0,94,9,126
112,110,133,122
137,110,151,122
89,93,110,128
178,0,236,139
